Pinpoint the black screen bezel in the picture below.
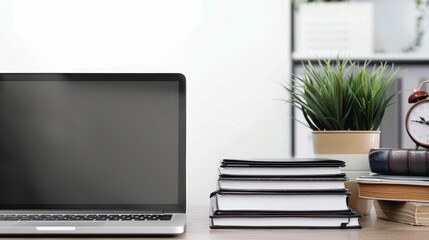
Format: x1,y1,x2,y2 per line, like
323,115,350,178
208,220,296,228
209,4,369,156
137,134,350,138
0,73,186,212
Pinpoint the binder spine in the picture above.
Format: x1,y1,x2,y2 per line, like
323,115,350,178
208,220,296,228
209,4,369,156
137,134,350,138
340,217,351,229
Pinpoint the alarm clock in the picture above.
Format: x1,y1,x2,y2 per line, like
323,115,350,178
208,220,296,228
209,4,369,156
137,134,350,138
406,80,429,149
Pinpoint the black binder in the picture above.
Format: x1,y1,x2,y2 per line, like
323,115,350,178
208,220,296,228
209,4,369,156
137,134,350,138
210,189,351,212
209,208,362,229
221,158,346,167
219,159,346,177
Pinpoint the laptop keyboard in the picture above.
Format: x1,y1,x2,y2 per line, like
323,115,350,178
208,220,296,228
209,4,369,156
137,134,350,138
0,214,173,221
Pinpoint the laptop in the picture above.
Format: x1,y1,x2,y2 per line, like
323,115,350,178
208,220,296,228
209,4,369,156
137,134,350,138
0,73,186,235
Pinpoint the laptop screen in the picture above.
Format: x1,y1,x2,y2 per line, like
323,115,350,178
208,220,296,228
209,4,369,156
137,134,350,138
0,73,186,211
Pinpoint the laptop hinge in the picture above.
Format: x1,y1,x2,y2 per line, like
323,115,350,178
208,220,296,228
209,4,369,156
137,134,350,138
0,210,169,214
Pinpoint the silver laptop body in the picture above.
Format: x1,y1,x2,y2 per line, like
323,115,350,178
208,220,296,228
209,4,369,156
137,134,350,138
0,73,186,235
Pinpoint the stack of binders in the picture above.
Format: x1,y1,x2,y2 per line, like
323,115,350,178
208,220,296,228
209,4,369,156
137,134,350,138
209,158,361,229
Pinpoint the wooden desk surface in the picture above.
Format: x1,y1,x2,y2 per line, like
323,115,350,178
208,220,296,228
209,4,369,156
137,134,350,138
181,208,429,240
3,207,429,239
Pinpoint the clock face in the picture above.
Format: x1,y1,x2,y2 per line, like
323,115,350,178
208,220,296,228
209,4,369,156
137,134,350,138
406,100,429,147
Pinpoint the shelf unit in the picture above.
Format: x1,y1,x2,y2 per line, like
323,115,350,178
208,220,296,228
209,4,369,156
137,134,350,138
290,4,429,157
292,53,429,64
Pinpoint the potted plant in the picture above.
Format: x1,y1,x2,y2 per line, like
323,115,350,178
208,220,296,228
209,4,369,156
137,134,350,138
286,58,400,150
284,58,400,213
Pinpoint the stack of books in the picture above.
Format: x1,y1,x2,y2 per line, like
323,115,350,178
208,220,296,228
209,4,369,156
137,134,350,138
357,148,429,226
209,158,361,229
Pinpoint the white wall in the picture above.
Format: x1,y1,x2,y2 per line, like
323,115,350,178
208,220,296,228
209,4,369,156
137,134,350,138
0,0,292,207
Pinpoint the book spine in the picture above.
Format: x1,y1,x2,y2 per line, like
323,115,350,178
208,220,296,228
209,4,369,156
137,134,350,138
369,149,429,176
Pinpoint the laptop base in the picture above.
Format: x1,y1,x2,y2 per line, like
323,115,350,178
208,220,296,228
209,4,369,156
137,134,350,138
0,213,185,235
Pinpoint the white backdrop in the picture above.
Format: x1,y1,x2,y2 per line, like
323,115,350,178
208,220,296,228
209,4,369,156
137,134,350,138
0,0,292,207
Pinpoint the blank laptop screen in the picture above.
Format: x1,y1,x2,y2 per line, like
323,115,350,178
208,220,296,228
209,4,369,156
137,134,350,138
0,74,186,210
